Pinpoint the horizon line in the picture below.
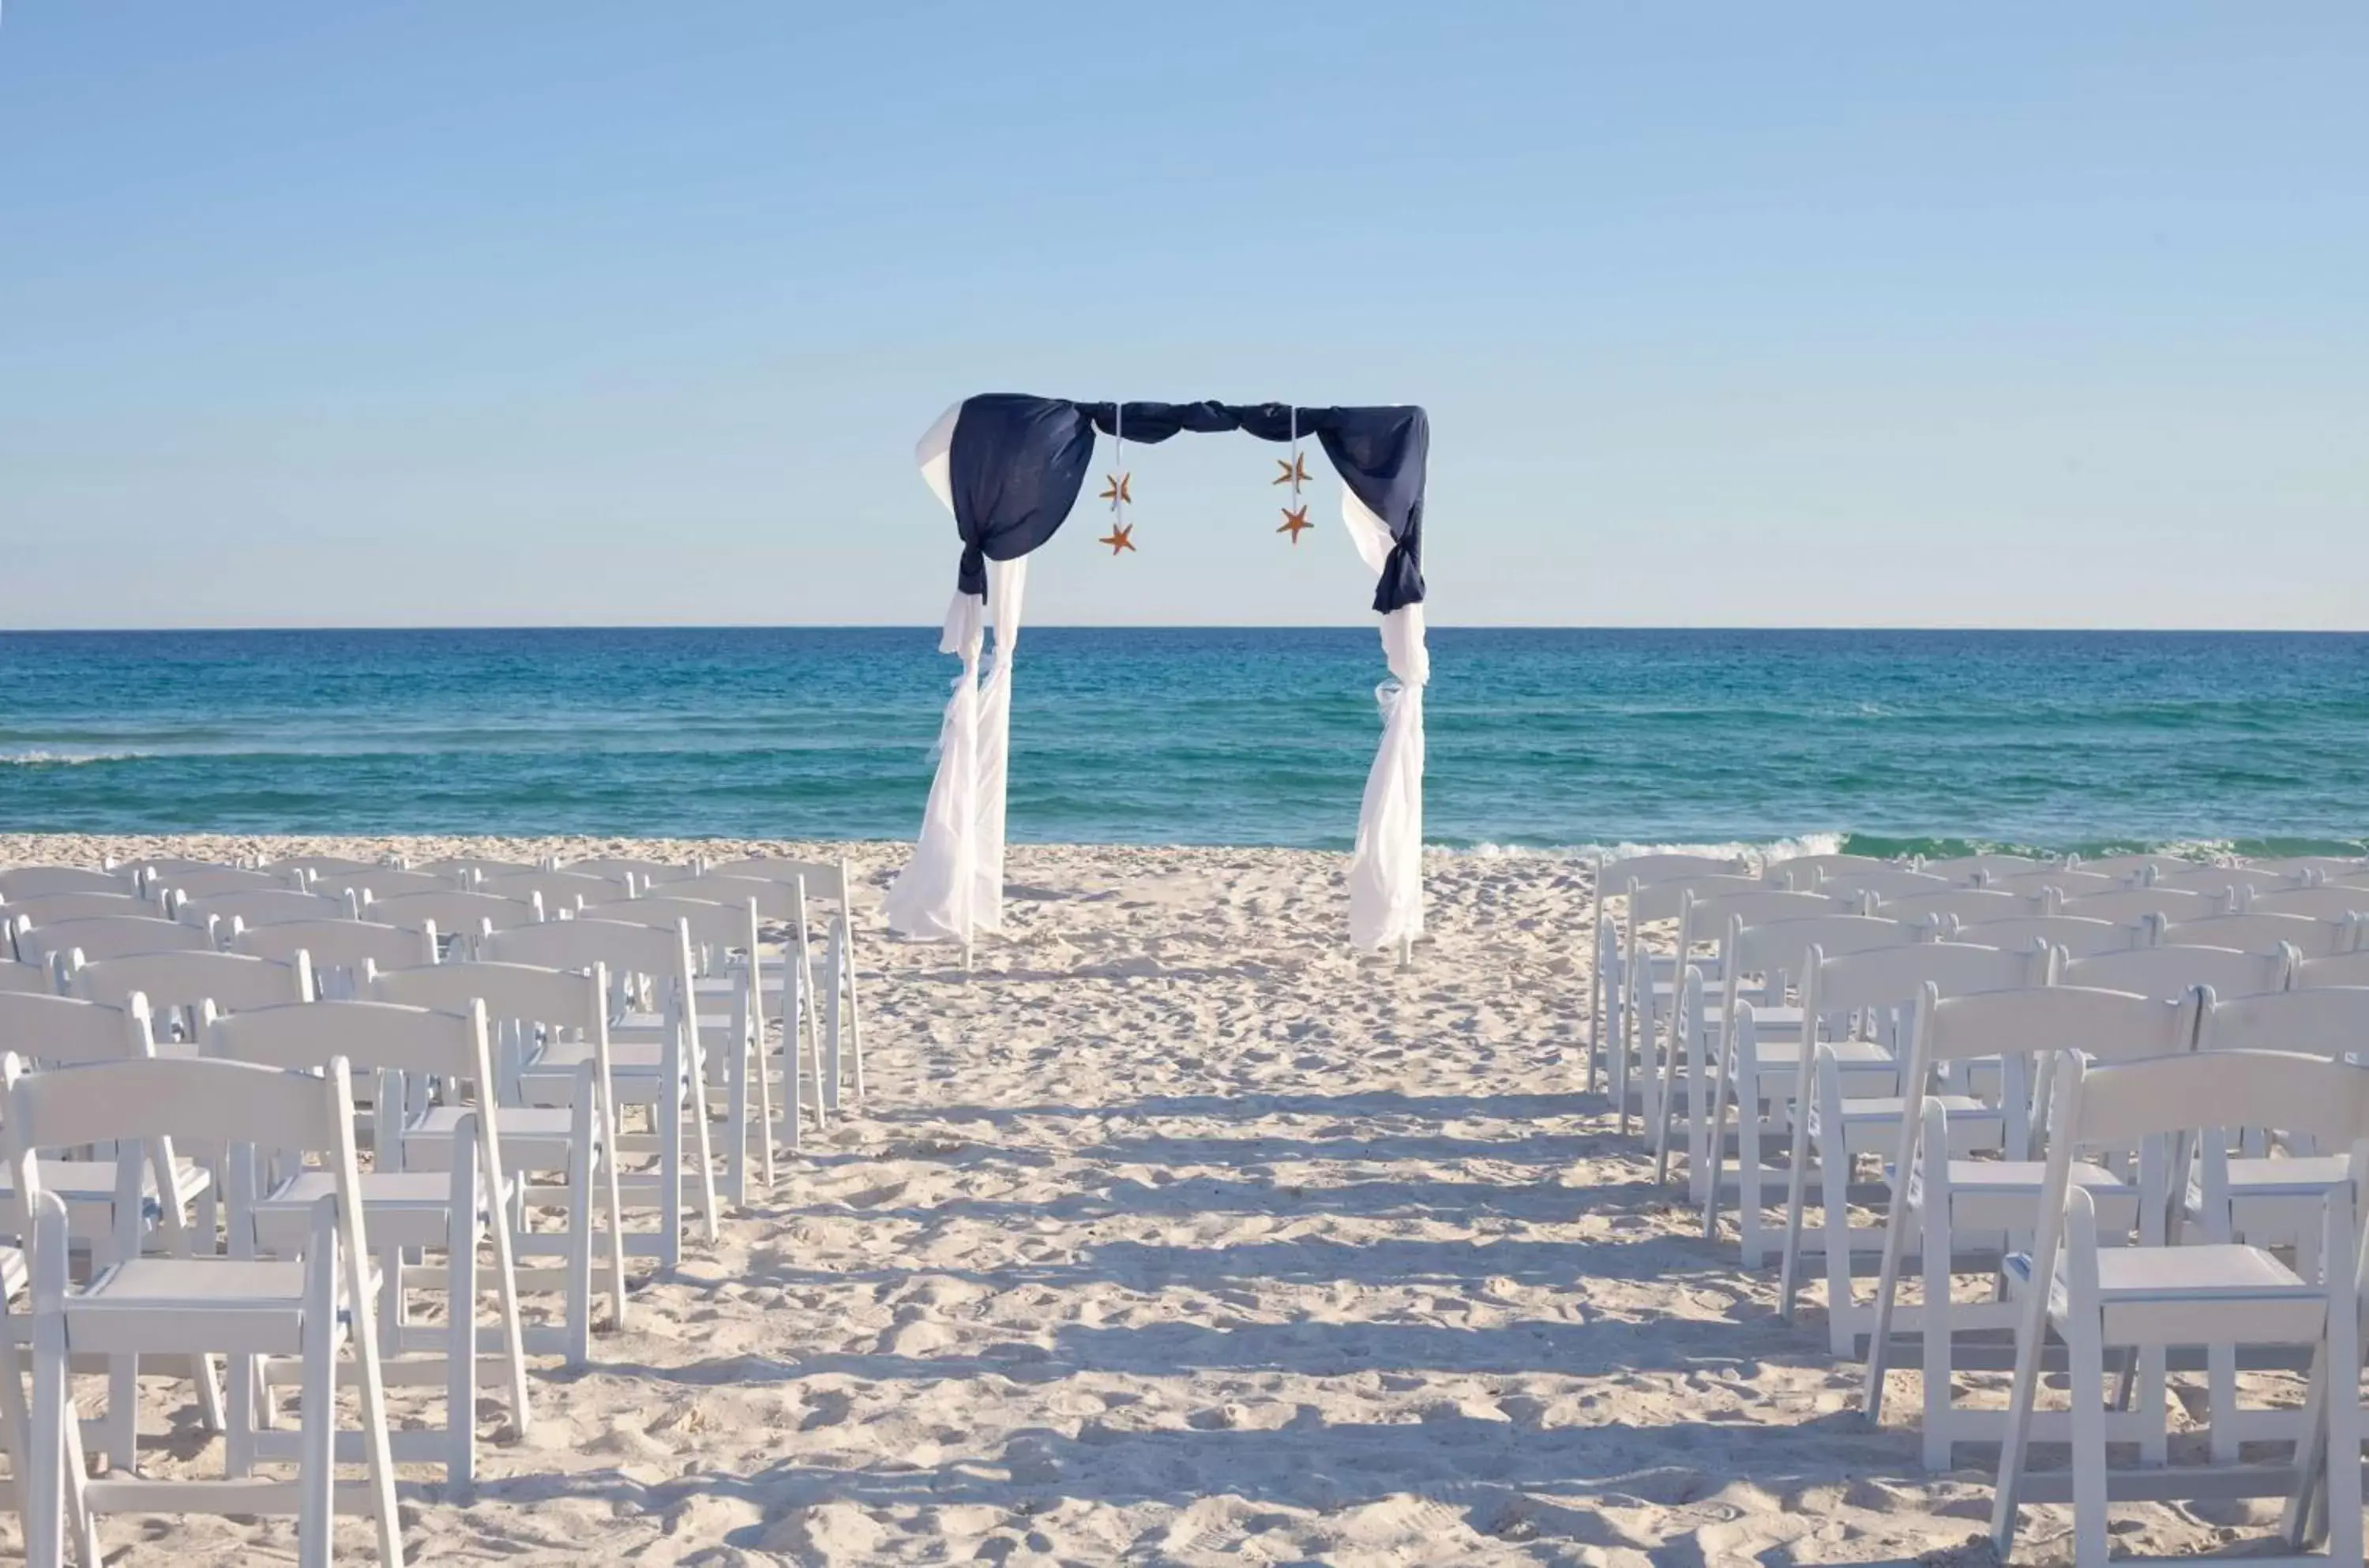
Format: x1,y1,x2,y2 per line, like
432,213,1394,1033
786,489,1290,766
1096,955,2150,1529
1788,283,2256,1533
6,622,2369,637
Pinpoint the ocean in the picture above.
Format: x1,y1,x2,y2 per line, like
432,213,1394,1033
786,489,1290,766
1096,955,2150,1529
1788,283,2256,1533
1,627,2363,857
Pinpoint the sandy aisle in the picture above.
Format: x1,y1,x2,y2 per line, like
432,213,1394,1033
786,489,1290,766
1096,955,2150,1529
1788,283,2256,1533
0,835,2274,1564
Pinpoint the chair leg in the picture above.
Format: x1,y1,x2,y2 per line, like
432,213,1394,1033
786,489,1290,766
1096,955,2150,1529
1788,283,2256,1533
568,1135,595,1370
824,966,844,1116
482,1175,534,1445
842,921,865,1101
1920,1195,1953,1470
723,1011,749,1206
225,1351,257,1476
106,1352,137,1477
298,1259,336,1568
2067,1307,2112,1568
599,1089,630,1333
749,994,777,1191
446,1169,479,1494
682,1015,720,1243
659,1071,685,1270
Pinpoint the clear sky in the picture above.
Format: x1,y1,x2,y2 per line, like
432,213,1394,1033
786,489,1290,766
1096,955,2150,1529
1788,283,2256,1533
1,3,2363,630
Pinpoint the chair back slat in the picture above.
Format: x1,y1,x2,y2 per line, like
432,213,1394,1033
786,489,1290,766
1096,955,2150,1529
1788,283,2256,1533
2059,943,2288,1004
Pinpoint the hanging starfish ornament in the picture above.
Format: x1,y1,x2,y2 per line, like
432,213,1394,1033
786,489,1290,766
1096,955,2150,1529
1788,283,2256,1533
1277,504,1312,545
1272,452,1312,491
1098,472,1132,507
1098,521,1136,555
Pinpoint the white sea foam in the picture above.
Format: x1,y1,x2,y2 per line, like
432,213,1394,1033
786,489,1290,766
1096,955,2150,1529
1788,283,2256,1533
0,749,150,767
1447,832,1847,863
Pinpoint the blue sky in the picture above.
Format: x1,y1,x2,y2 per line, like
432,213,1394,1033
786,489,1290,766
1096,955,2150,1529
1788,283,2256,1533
1,2,2362,628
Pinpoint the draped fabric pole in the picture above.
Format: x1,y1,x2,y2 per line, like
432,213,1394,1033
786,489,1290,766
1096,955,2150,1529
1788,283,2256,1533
881,404,1032,964
1338,491,1429,958
885,396,1428,958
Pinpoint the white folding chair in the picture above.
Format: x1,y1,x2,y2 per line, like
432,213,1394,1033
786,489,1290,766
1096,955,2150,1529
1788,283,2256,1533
2189,984,2369,1460
1649,887,1855,1189
1950,913,2133,957
2151,864,2303,902
2248,855,2367,883
0,868,135,900
1763,853,1894,889
4,1052,403,1568
1990,1048,2369,1568
479,869,632,918
174,889,352,943
0,892,154,931
1990,868,2125,904
404,857,538,883
479,919,716,1267
666,874,832,1151
1697,913,1922,1261
68,949,316,1048
299,868,457,904
1919,853,2047,885
255,856,386,882
207,1000,531,1491
2061,943,2292,1005
1861,982,2195,1469
361,891,542,960
697,855,867,1111
2060,886,2222,926
236,918,437,1000
11,916,216,973
2151,910,2354,957
1874,887,2044,932
558,857,700,891
0,992,221,1474
1585,853,1748,1098
580,894,776,1202
152,867,306,904
367,960,628,1367
1810,868,1954,903
1608,873,1766,1135
2254,885,2369,925
2067,852,2192,881
1775,941,2049,1353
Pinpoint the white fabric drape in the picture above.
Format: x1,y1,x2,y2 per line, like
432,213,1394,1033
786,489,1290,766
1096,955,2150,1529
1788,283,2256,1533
1341,490,1429,951
884,406,1027,944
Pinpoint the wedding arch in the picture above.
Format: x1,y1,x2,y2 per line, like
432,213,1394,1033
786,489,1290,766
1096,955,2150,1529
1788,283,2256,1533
881,395,1431,962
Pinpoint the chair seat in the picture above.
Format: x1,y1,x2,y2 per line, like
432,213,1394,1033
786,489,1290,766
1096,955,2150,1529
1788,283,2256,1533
254,1170,507,1251
2010,1243,2326,1346
65,1257,315,1354
404,1104,580,1165
2191,1155,2353,1204
1810,1095,2002,1155
1911,1159,2138,1228
530,1037,665,1072
2085,1244,2314,1303
614,1010,737,1037
1734,1037,1891,1078
0,1158,210,1209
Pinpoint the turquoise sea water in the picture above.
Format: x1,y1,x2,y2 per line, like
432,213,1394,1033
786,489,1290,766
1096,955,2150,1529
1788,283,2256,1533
0,628,2363,856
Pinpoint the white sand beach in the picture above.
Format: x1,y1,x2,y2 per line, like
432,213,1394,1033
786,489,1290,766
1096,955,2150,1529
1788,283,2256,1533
0,834,2279,1566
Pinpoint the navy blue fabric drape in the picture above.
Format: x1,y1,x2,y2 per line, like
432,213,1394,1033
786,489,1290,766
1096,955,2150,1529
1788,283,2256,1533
944,396,1427,613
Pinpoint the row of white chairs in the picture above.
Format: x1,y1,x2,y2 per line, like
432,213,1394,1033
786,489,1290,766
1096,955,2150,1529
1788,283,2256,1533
4,853,872,1191
0,850,877,1566
1587,847,2369,1566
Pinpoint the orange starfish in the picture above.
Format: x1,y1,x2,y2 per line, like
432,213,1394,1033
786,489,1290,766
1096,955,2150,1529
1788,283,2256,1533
1272,452,1312,490
1099,522,1136,555
1277,505,1313,544
1098,472,1132,506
